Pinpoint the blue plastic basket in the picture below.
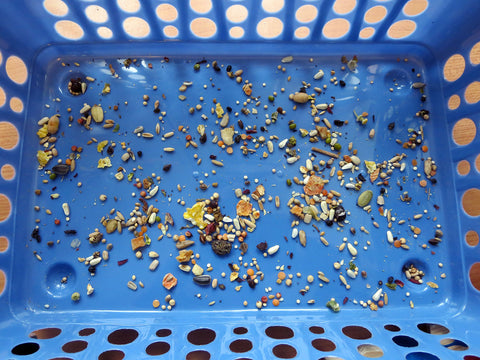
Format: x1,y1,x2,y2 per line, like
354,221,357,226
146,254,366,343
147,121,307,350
1,0,480,359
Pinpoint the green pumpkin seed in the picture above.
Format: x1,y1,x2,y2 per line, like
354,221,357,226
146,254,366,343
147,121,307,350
357,190,373,207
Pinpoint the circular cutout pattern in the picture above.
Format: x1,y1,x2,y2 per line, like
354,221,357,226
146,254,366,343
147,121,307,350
323,18,350,39
29,328,62,340
388,20,416,39
295,26,310,39
333,0,356,14
360,27,375,39
55,20,84,40
262,0,284,13
272,344,297,359
146,341,170,356
342,326,372,340
43,0,68,16
364,6,387,24
123,17,150,38
466,230,479,247
156,4,178,22
403,0,428,16
462,189,480,217
0,86,5,107
384,324,401,332
45,262,76,297
230,26,244,39
85,5,108,23
312,338,336,352
233,327,248,335
108,329,139,345
11,342,39,356
79,328,95,336
265,326,294,339
97,26,113,39
0,122,19,150
186,350,211,360
406,352,440,360
257,17,283,39
444,54,465,82
0,236,9,252
156,329,172,337
465,81,480,104
470,42,480,65
457,160,471,175
187,328,216,345
357,344,384,358
117,0,140,13
1,164,15,180
10,97,23,113
441,338,469,351
230,339,253,353
417,323,450,335
465,356,480,360
469,262,480,291
190,0,212,14
163,25,179,38
0,194,11,222
0,270,5,296
99,349,125,360
62,340,88,353
6,56,28,85
392,335,419,347
296,5,318,23
448,94,461,110
227,5,248,23
476,154,480,172
191,17,217,38
309,326,325,334
453,118,476,146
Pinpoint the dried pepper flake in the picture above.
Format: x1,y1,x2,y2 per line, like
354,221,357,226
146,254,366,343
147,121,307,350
427,281,439,289
97,140,109,153
97,157,112,169
117,259,128,266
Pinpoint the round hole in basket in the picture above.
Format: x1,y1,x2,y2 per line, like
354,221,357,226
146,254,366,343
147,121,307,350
448,94,461,110
229,26,244,39
464,356,480,360
360,27,375,39
155,329,172,337
416,323,449,335
453,118,476,146
444,54,465,82
6,55,28,85
342,325,372,340
10,96,24,113
190,17,217,38
79,328,96,336
117,0,140,13
466,230,479,247
457,160,471,176
107,329,139,345
29,327,62,339
145,341,170,356
0,86,6,107
186,350,211,360
294,26,310,39
0,236,9,253
364,5,387,24
62,340,88,353
85,5,109,24
43,0,69,17
406,352,440,360
476,154,480,172
233,327,248,335
296,5,318,23
190,0,212,14
357,344,384,358
403,0,428,16
333,0,356,15
0,194,12,222
1,164,15,181
229,339,253,353
392,335,419,347
387,20,417,39
312,338,336,352
226,4,248,23
262,0,284,14
257,17,283,39
0,122,19,150
323,18,350,39
156,4,178,22
384,324,401,332
123,17,150,38
465,81,480,104
462,189,480,217
441,338,469,351
11,342,40,355
309,326,325,334
265,326,294,339
0,270,6,296
54,20,84,40
187,328,216,345
98,349,125,360
470,41,480,65
272,344,297,359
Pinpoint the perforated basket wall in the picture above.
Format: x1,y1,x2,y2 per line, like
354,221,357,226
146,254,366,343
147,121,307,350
1,1,480,360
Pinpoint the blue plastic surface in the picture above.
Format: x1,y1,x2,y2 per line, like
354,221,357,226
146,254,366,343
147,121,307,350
1,1,480,360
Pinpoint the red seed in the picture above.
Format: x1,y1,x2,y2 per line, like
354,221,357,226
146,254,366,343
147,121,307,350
54,219,61,225
261,296,268,303
117,259,128,266
343,297,348,305
394,279,404,288
276,292,282,299
140,191,147,197
186,134,192,141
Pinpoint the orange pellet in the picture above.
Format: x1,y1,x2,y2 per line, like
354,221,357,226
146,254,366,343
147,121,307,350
377,300,384,308
238,236,244,242
272,299,280,306
337,170,343,176
226,147,233,154
152,299,160,308
413,227,421,235
217,140,224,147
65,158,72,165
421,145,428,153
71,145,77,152
191,259,196,265
394,240,402,248
412,159,417,166
178,125,184,131
247,268,254,276
419,179,427,187
277,271,286,280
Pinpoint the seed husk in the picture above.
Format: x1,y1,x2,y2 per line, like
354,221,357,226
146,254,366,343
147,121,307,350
299,230,306,247
106,219,118,234
91,105,104,123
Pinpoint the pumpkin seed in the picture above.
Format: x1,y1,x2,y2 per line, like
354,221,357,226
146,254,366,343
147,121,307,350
357,190,373,207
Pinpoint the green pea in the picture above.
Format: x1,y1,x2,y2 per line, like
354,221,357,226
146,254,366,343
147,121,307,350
49,173,57,180
289,123,296,130
71,292,80,301
325,137,331,144
194,64,200,71
286,179,292,186
268,95,274,102
334,143,342,151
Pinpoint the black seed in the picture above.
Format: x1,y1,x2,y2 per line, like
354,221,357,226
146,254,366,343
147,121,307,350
70,78,82,93
226,65,232,72
339,80,346,87
387,276,394,284
234,135,241,143
358,173,366,182
200,133,207,144
325,219,334,227
421,95,427,102
237,120,244,129
209,154,217,160
378,280,383,286
380,188,386,194
193,275,212,285
256,242,267,251
219,284,226,290
88,265,96,274
163,164,171,172
31,228,41,243
137,151,142,158
52,164,70,176
388,122,395,130
64,230,77,235
226,106,232,112
334,120,344,127
106,145,114,155
247,278,256,288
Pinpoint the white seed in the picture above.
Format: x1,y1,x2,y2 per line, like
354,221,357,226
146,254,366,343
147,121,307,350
121,152,130,162
369,129,375,138
350,155,361,165
127,281,137,291
149,259,159,271
278,138,288,148
387,231,394,244
341,163,353,171
313,69,324,80
102,250,109,261
287,156,299,164
163,147,175,152
347,243,357,256
372,288,383,302
89,257,101,266
87,283,94,295
346,269,356,279
164,131,174,138
292,228,299,239
267,141,274,153
267,245,279,255
299,230,306,247
62,202,70,216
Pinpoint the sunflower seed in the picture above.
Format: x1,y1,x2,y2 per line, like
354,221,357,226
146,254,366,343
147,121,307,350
149,259,159,271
